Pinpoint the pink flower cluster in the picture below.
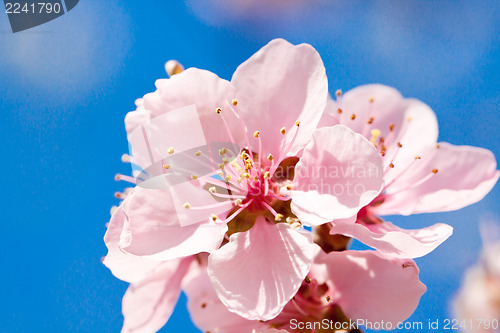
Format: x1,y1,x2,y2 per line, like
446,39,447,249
104,39,499,333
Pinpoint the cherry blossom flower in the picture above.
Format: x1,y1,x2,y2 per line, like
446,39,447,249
453,221,500,333
106,38,385,321
183,250,426,333
318,85,499,259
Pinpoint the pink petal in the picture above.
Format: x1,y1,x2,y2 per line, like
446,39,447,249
291,125,384,225
317,94,340,128
122,257,192,333
337,84,407,140
142,68,245,149
183,259,265,333
119,186,228,261
318,251,426,325
329,221,453,259
231,39,328,158
381,98,439,186
378,142,499,215
207,217,319,320
103,206,160,283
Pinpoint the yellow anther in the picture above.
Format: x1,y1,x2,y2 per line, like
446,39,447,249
224,175,232,182
121,154,131,163
167,147,175,155
254,131,260,138
295,120,301,127
389,124,395,132
191,174,198,180
114,174,121,181
216,108,222,114
415,156,421,160
267,154,273,161
351,114,356,120
280,127,286,135
369,97,374,103
209,187,216,194
275,213,284,222
263,171,271,179
436,144,440,149
397,142,403,148
163,163,171,169
165,60,184,77
234,199,242,206
242,172,251,179
237,177,243,184
286,185,292,191
232,99,238,106
219,148,228,156
389,163,395,168
217,170,224,177
337,108,342,114
183,202,191,209
370,129,381,144
367,117,374,124
326,296,331,302
335,89,342,97
195,150,202,156
222,157,229,165
432,169,438,174
218,163,225,170
211,214,218,222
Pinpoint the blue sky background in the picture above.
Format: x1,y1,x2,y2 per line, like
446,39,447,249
0,0,498,332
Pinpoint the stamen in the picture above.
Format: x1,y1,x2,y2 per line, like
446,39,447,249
432,169,438,174
211,214,218,222
397,142,403,148
351,114,356,120
337,108,342,114
221,199,254,224
167,147,175,155
209,187,216,193
385,169,439,197
295,120,301,127
121,154,131,163
370,129,381,145
389,124,395,132
191,175,198,180
164,60,184,77
183,202,191,209
335,89,342,97
263,171,271,179
280,127,286,135
195,150,202,156
215,107,222,114
267,154,273,161
367,117,374,124
369,97,374,103
231,99,238,106
219,148,228,156
114,174,136,184
253,131,260,138
275,213,284,222
163,164,171,169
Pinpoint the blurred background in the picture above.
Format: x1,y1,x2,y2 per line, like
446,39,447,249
0,0,498,331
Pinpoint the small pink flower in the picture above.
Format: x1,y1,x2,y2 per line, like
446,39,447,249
320,84,499,258
106,39,385,321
